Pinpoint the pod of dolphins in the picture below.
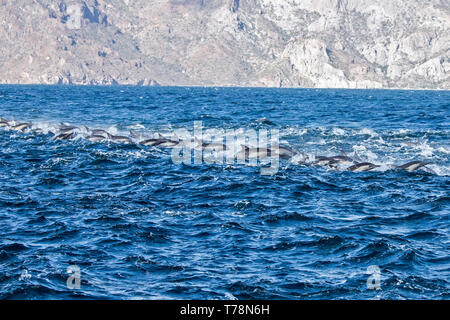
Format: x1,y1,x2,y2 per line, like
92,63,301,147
0,117,432,173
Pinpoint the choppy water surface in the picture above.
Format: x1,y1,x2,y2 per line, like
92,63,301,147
0,85,448,299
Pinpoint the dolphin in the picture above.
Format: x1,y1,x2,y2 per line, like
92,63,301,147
314,156,337,166
255,118,276,125
91,130,109,138
84,126,109,138
107,133,134,144
204,142,227,151
140,133,173,146
94,129,109,135
291,151,310,164
237,145,273,160
140,135,180,147
157,139,184,148
248,147,272,160
11,122,32,131
86,134,107,142
53,132,75,140
59,123,77,130
396,161,430,172
315,151,354,166
194,138,227,151
236,145,250,160
0,118,10,127
32,128,44,135
330,151,354,164
347,162,379,172
59,126,79,133
271,143,294,160
237,143,295,161
140,138,167,146
141,133,184,148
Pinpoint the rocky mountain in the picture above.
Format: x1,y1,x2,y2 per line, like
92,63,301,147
0,0,449,89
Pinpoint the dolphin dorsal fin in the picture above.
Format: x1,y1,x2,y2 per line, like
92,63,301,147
341,150,347,157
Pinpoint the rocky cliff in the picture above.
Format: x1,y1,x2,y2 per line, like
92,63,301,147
0,0,448,88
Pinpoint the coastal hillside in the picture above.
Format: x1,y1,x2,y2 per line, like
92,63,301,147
0,0,448,88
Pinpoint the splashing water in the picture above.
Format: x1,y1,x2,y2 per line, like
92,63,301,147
0,85,448,299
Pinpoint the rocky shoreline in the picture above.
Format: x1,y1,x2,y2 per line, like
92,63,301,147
0,0,448,89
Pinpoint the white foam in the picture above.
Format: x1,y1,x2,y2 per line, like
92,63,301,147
127,123,145,130
427,164,450,176
332,127,346,135
417,140,434,157
358,128,378,137
393,128,411,135
437,146,450,154
2,117,448,176
281,127,308,137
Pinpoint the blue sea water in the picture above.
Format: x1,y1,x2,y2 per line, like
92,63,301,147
0,85,448,300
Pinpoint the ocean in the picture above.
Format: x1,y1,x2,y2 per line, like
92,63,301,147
0,85,448,299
